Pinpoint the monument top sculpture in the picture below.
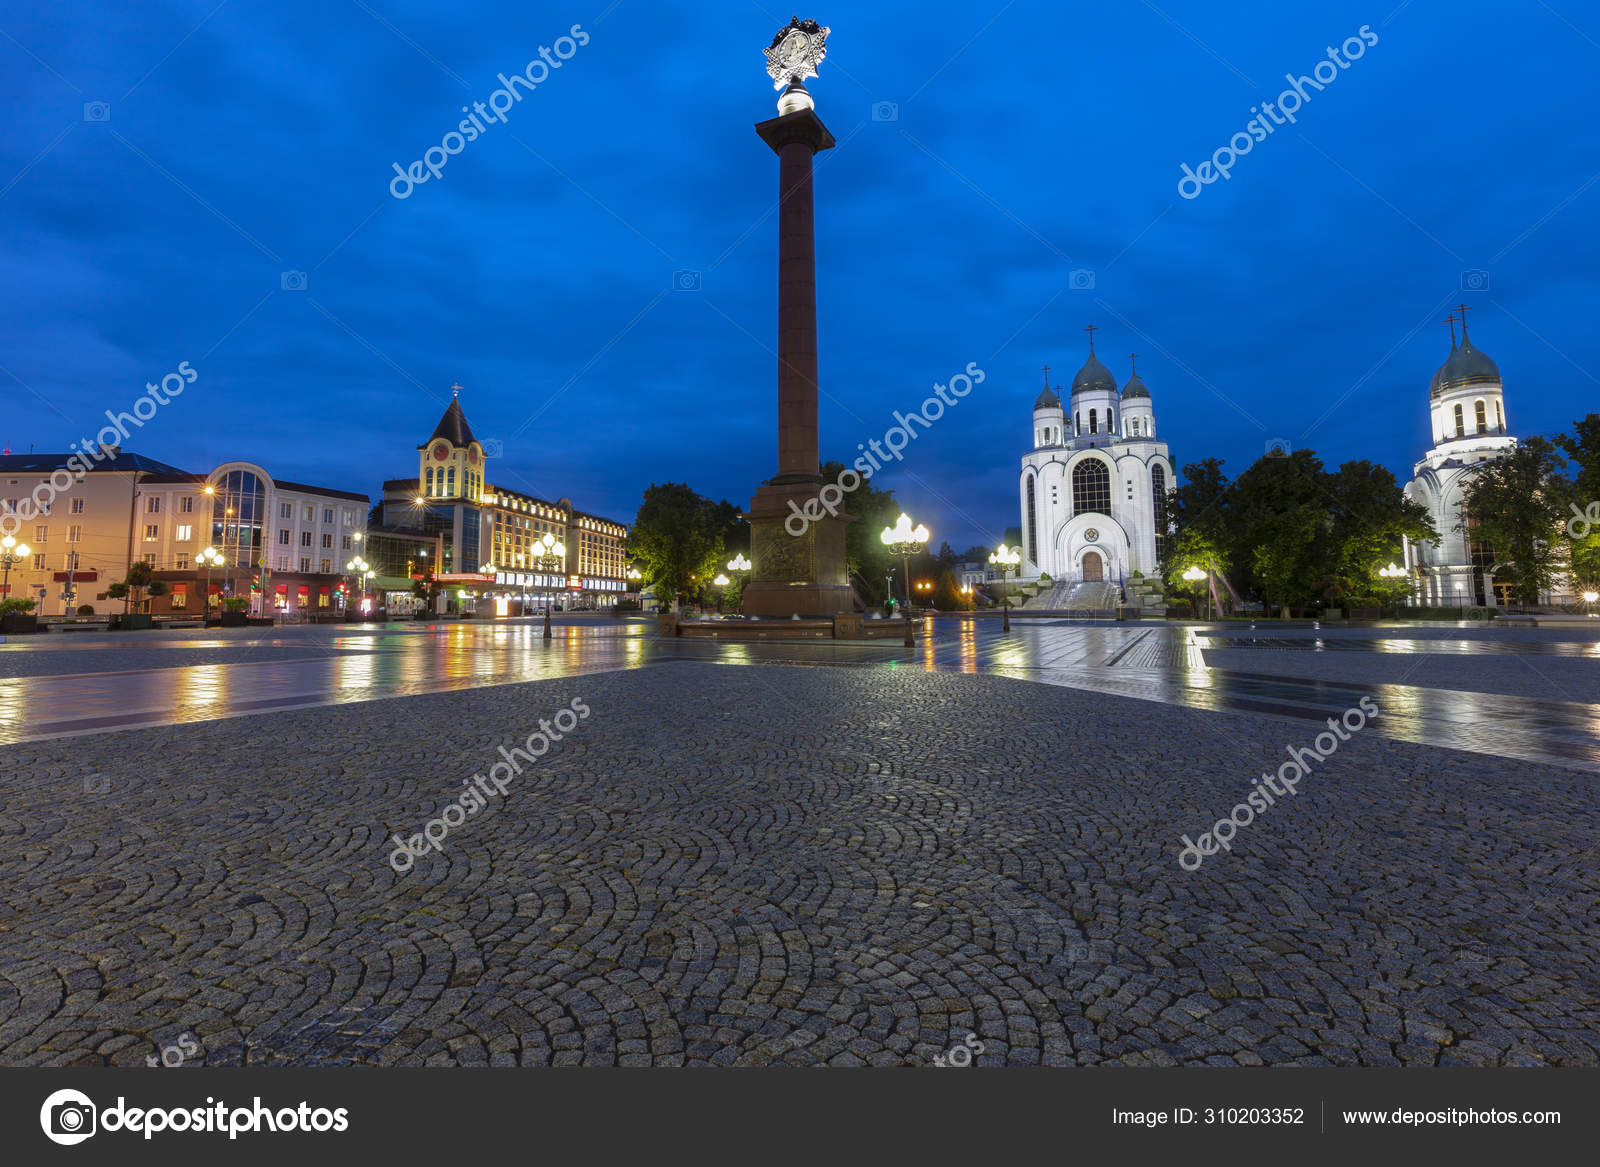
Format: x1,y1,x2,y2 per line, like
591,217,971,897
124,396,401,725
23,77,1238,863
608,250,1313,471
763,17,830,113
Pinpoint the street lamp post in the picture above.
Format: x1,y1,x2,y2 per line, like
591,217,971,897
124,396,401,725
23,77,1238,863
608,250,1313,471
1378,561,1406,620
197,546,225,626
0,534,32,605
535,532,566,639
880,512,929,648
713,573,730,614
1182,565,1207,620
989,543,1021,632
345,555,371,620
725,552,750,614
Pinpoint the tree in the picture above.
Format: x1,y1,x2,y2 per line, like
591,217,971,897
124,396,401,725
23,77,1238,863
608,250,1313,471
932,568,972,611
1322,460,1435,603
1460,436,1572,606
1555,413,1600,588
821,459,899,606
627,483,728,610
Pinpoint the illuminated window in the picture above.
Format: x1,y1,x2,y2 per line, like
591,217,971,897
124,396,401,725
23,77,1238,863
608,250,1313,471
1072,459,1111,516
1454,404,1465,436
1475,400,1487,434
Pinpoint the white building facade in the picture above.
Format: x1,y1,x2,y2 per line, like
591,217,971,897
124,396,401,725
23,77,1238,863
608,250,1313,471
1018,340,1174,588
1401,323,1566,607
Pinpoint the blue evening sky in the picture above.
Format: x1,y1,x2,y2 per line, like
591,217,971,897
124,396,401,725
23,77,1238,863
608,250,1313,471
2,0,1596,548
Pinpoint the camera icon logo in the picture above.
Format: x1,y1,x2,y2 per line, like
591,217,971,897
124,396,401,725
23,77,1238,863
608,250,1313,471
1068,268,1096,291
480,437,504,458
1265,437,1291,457
1460,269,1490,292
83,101,111,122
871,101,899,122
280,271,308,292
672,269,701,292
40,1088,97,1145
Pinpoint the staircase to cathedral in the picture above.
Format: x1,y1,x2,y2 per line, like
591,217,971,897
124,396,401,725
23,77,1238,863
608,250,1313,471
1020,579,1122,613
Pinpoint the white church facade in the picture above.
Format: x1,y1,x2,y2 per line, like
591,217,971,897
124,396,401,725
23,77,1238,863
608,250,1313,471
1018,330,1174,588
1402,316,1549,607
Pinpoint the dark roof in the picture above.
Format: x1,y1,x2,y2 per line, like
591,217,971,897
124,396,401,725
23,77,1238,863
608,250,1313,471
423,398,477,448
0,451,189,475
274,479,369,503
1033,386,1061,410
1071,351,1118,394
138,472,207,484
383,477,419,490
1433,336,1500,397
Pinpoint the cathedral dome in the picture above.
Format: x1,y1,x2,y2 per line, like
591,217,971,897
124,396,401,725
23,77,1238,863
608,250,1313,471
1071,352,1117,394
1121,373,1150,400
1034,385,1061,410
1436,336,1500,393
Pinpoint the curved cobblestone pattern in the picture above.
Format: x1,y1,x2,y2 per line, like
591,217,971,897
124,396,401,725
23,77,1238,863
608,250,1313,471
0,662,1596,1066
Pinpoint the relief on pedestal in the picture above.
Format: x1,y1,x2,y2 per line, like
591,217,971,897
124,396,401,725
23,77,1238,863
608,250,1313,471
752,519,815,583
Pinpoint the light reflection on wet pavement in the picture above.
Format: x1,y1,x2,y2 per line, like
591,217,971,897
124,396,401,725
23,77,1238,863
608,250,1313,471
3,617,1597,770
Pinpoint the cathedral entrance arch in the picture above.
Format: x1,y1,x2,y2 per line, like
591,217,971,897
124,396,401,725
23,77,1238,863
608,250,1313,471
1082,550,1103,582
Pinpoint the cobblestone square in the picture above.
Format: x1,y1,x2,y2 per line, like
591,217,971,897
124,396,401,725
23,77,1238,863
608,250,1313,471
1,621,1596,1067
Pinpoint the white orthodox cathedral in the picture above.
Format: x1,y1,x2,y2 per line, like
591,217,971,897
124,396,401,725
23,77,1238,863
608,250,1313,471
1018,329,1174,587
1401,314,1526,607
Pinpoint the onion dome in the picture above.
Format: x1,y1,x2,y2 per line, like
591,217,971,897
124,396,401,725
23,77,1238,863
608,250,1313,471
1034,384,1061,409
1431,315,1500,399
1121,355,1149,400
1436,336,1500,392
1071,351,1117,393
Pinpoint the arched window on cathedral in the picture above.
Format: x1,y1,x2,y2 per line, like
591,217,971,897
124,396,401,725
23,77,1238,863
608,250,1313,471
1075,412,1082,436
1025,474,1038,565
1151,463,1168,564
1072,459,1111,517
1475,400,1487,434
1453,403,1465,437
1089,409,1098,435
425,467,433,495
447,467,456,495
1495,401,1503,432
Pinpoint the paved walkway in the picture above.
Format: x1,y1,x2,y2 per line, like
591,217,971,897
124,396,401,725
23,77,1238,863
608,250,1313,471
4,618,1598,772
1,659,1595,1067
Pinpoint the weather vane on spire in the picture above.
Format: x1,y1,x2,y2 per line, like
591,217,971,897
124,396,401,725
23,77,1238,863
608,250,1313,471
450,381,463,398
